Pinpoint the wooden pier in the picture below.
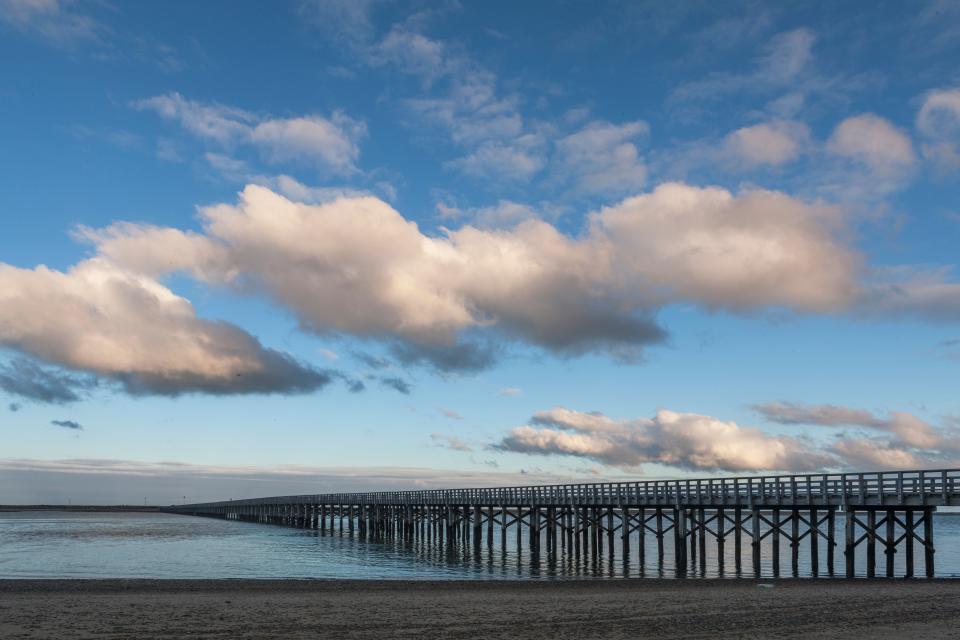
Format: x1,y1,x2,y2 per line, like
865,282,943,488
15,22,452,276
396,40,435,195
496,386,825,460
166,468,960,578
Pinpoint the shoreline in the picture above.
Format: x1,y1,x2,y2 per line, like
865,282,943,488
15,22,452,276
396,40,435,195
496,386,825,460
3,578,960,639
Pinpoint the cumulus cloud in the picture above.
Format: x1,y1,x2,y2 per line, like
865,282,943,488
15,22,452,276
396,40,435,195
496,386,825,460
0,357,97,404
83,182,868,370
819,113,918,201
0,258,334,396
134,93,366,175
496,403,960,472
592,183,858,311
63,179,960,376
50,419,82,430
722,120,809,167
430,432,473,452
493,407,832,472
826,113,916,175
249,113,366,174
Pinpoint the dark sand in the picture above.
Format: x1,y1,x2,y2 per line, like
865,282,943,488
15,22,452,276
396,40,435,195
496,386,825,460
2,579,959,639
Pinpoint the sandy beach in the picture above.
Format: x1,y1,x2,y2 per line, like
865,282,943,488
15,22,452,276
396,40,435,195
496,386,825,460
1,579,958,639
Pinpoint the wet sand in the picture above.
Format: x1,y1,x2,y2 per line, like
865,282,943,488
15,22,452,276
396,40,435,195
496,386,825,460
2,578,959,639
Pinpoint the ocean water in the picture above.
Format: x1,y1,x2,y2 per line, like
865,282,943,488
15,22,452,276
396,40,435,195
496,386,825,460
2,510,959,580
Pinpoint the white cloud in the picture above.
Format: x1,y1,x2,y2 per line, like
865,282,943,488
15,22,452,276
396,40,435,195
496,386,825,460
592,183,858,311
493,407,833,472
373,26,453,86
917,88,960,137
0,258,331,396
133,93,254,146
85,182,866,369
135,93,366,176
450,137,546,182
721,120,808,167
496,402,960,473
826,113,916,175
553,120,648,195
250,113,366,174
754,401,960,470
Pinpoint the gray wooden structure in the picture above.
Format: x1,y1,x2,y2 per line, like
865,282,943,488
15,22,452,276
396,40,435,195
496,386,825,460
166,468,960,578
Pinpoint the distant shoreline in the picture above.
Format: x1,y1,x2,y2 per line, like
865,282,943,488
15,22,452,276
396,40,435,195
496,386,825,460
2,579,959,639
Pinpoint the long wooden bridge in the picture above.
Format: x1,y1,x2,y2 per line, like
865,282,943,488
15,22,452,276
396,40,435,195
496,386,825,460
166,468,960,578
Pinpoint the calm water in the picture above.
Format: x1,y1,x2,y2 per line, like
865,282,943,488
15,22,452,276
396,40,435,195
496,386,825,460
2,511,960,579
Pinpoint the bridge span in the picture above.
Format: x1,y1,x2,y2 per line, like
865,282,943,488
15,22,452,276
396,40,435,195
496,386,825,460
167,468,960,578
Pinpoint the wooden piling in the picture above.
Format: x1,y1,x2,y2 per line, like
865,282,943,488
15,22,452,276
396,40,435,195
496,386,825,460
772,508,780,577
607,509,615,559
845,507,855,578
827,508,835,576
697,507,706,574
885,509,896,578
810,508,819,577
905,509,914,578
734,506,742,574
924,507,935,578
716,507,725,574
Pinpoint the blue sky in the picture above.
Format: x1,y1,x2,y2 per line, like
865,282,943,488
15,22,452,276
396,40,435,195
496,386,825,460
2,1,960,503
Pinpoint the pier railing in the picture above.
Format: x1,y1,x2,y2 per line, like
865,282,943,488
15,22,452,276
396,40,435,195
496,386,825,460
173,468,960,509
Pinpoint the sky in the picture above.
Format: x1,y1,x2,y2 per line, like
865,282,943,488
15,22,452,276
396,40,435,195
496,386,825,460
2,0,960,504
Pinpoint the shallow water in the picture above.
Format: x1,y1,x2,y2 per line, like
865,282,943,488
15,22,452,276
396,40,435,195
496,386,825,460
2,511,959,579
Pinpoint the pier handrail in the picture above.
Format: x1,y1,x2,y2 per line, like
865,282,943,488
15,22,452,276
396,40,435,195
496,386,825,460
169,467,960,509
